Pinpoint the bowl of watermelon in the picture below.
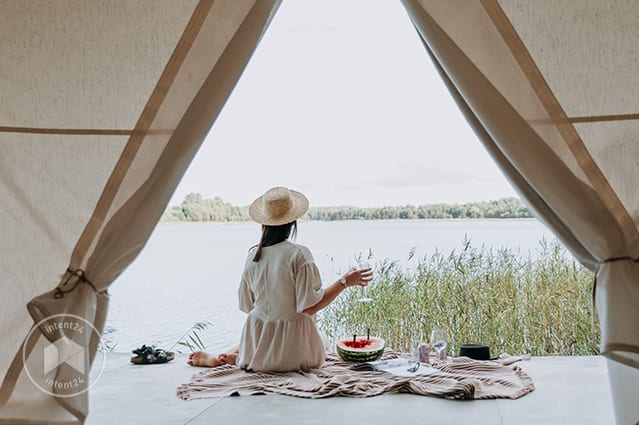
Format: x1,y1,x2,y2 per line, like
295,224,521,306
336,336,385,362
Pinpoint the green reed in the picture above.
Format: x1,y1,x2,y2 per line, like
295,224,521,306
319,239,599,356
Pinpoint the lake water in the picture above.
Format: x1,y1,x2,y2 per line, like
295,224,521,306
105,219,557,354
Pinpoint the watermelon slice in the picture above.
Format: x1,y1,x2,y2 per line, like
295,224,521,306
336,337,385,362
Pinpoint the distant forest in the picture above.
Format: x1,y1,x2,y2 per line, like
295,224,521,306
161,193,532,222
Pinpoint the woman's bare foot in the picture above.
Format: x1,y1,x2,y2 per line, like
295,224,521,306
218,352,238,366
188,351,224,367
187,351,239,367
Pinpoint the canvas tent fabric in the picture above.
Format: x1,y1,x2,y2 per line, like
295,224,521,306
1,0,638,424
0,1,280,423
401,1,639,424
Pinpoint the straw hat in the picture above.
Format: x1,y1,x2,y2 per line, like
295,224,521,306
249,186,309,226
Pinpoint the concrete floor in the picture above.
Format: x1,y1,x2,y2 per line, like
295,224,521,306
86,353,614,425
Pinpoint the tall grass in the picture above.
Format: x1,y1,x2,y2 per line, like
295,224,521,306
319,239,599,356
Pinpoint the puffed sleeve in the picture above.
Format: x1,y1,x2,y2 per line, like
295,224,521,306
238,273,254,313
294,247,325,313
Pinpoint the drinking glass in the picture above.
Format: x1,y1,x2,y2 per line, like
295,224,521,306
410,341,420,361
430,329,448,360
357,254,373,303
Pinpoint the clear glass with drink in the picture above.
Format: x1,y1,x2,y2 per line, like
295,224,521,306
430,329,448,361
357,252,373,303
418,343,431,364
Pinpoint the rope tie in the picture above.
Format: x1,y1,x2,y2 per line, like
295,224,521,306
54,268,98,299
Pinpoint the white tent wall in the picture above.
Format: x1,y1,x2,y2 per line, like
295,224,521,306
2,0,637,424
0,1,280,423
401,1,639,424
0,0,194,382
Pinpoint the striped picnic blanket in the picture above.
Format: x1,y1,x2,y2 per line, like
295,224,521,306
177,350,534,401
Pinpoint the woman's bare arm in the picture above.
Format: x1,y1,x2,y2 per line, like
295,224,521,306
303,268,372,316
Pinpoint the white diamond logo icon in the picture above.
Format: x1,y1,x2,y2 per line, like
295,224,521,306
43,336,85,375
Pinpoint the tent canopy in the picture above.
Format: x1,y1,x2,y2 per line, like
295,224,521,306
1,1,638,424
1,0,280,423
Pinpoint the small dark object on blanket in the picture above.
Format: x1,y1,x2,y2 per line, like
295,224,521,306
131,345,175,364
458,344,498,361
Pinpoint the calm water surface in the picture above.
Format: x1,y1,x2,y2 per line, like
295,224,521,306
106,219,556,353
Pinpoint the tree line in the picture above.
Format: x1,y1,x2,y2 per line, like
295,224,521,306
162,193,532,222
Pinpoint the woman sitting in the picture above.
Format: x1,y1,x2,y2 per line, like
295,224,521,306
188,186,371,372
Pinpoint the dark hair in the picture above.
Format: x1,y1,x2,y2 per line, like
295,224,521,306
252,221,297,262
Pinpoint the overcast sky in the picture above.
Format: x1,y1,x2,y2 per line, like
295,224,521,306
170,0,518,208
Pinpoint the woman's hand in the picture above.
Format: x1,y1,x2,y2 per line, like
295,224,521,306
342,267,373,288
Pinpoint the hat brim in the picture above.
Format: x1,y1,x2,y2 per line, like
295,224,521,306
248,189,309,226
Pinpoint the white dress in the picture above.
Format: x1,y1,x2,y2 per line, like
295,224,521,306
237,240,326,372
